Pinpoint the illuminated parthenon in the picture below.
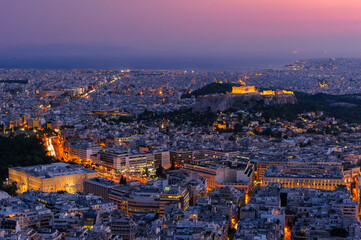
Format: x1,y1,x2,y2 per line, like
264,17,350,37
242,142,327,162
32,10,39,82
232,86,293,95
231,86,257,94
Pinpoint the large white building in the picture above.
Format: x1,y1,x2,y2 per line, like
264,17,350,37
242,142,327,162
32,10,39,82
9,163,98,193
93,148,172,173
184,158,254,193
94,148,128,170
68,140,102,163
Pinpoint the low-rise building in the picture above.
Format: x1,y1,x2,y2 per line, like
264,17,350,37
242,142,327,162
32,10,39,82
263,165,345,191
9,162,98,193
84,177,118,201
68,140,102,163
184,158,254,193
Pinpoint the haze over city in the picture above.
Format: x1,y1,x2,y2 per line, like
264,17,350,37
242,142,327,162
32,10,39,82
1,0,361,69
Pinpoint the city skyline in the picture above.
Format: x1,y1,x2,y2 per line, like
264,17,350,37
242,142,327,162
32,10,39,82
2,1,361,239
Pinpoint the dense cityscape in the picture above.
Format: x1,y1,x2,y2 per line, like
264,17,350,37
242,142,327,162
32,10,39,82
1,58,361,239
2,0,361,239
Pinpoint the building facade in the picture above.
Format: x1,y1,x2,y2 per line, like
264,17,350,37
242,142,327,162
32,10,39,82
263,165,345,191
183,158,254,193
9,163,98,193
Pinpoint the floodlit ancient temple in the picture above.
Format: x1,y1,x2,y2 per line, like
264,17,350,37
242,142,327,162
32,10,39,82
232,86,257,94
232,86,293,95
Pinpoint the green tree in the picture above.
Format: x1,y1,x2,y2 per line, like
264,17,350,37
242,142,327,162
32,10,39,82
1,182,18,196
0,135,55,185
119,176,124,185
144,167,149,177
170,161,176,170
233,123,243,134
119,176,127,185
156,165,165,178
229,135,236,141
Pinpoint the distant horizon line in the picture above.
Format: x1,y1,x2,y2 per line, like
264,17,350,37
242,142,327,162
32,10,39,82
0,56,359,72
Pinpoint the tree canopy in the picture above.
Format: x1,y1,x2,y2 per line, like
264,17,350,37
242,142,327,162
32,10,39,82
0,134,56,195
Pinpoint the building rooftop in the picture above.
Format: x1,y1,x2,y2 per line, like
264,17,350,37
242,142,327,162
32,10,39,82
11,162,96,179
85,177,117,187
264,165,344,179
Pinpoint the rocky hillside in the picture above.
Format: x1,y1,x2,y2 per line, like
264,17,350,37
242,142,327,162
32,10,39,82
195,93,297,112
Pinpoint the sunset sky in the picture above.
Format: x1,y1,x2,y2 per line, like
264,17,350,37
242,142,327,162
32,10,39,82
1,0,361,69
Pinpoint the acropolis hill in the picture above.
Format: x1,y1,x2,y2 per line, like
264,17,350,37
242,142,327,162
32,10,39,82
195,85,296,112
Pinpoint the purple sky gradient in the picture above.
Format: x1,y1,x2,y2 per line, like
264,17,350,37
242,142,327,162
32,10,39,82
1,0,361,67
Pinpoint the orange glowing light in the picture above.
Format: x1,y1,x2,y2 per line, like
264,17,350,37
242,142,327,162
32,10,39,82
245,193,250,204
232,86,257,94
231,218,239,229
284,226,291,240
